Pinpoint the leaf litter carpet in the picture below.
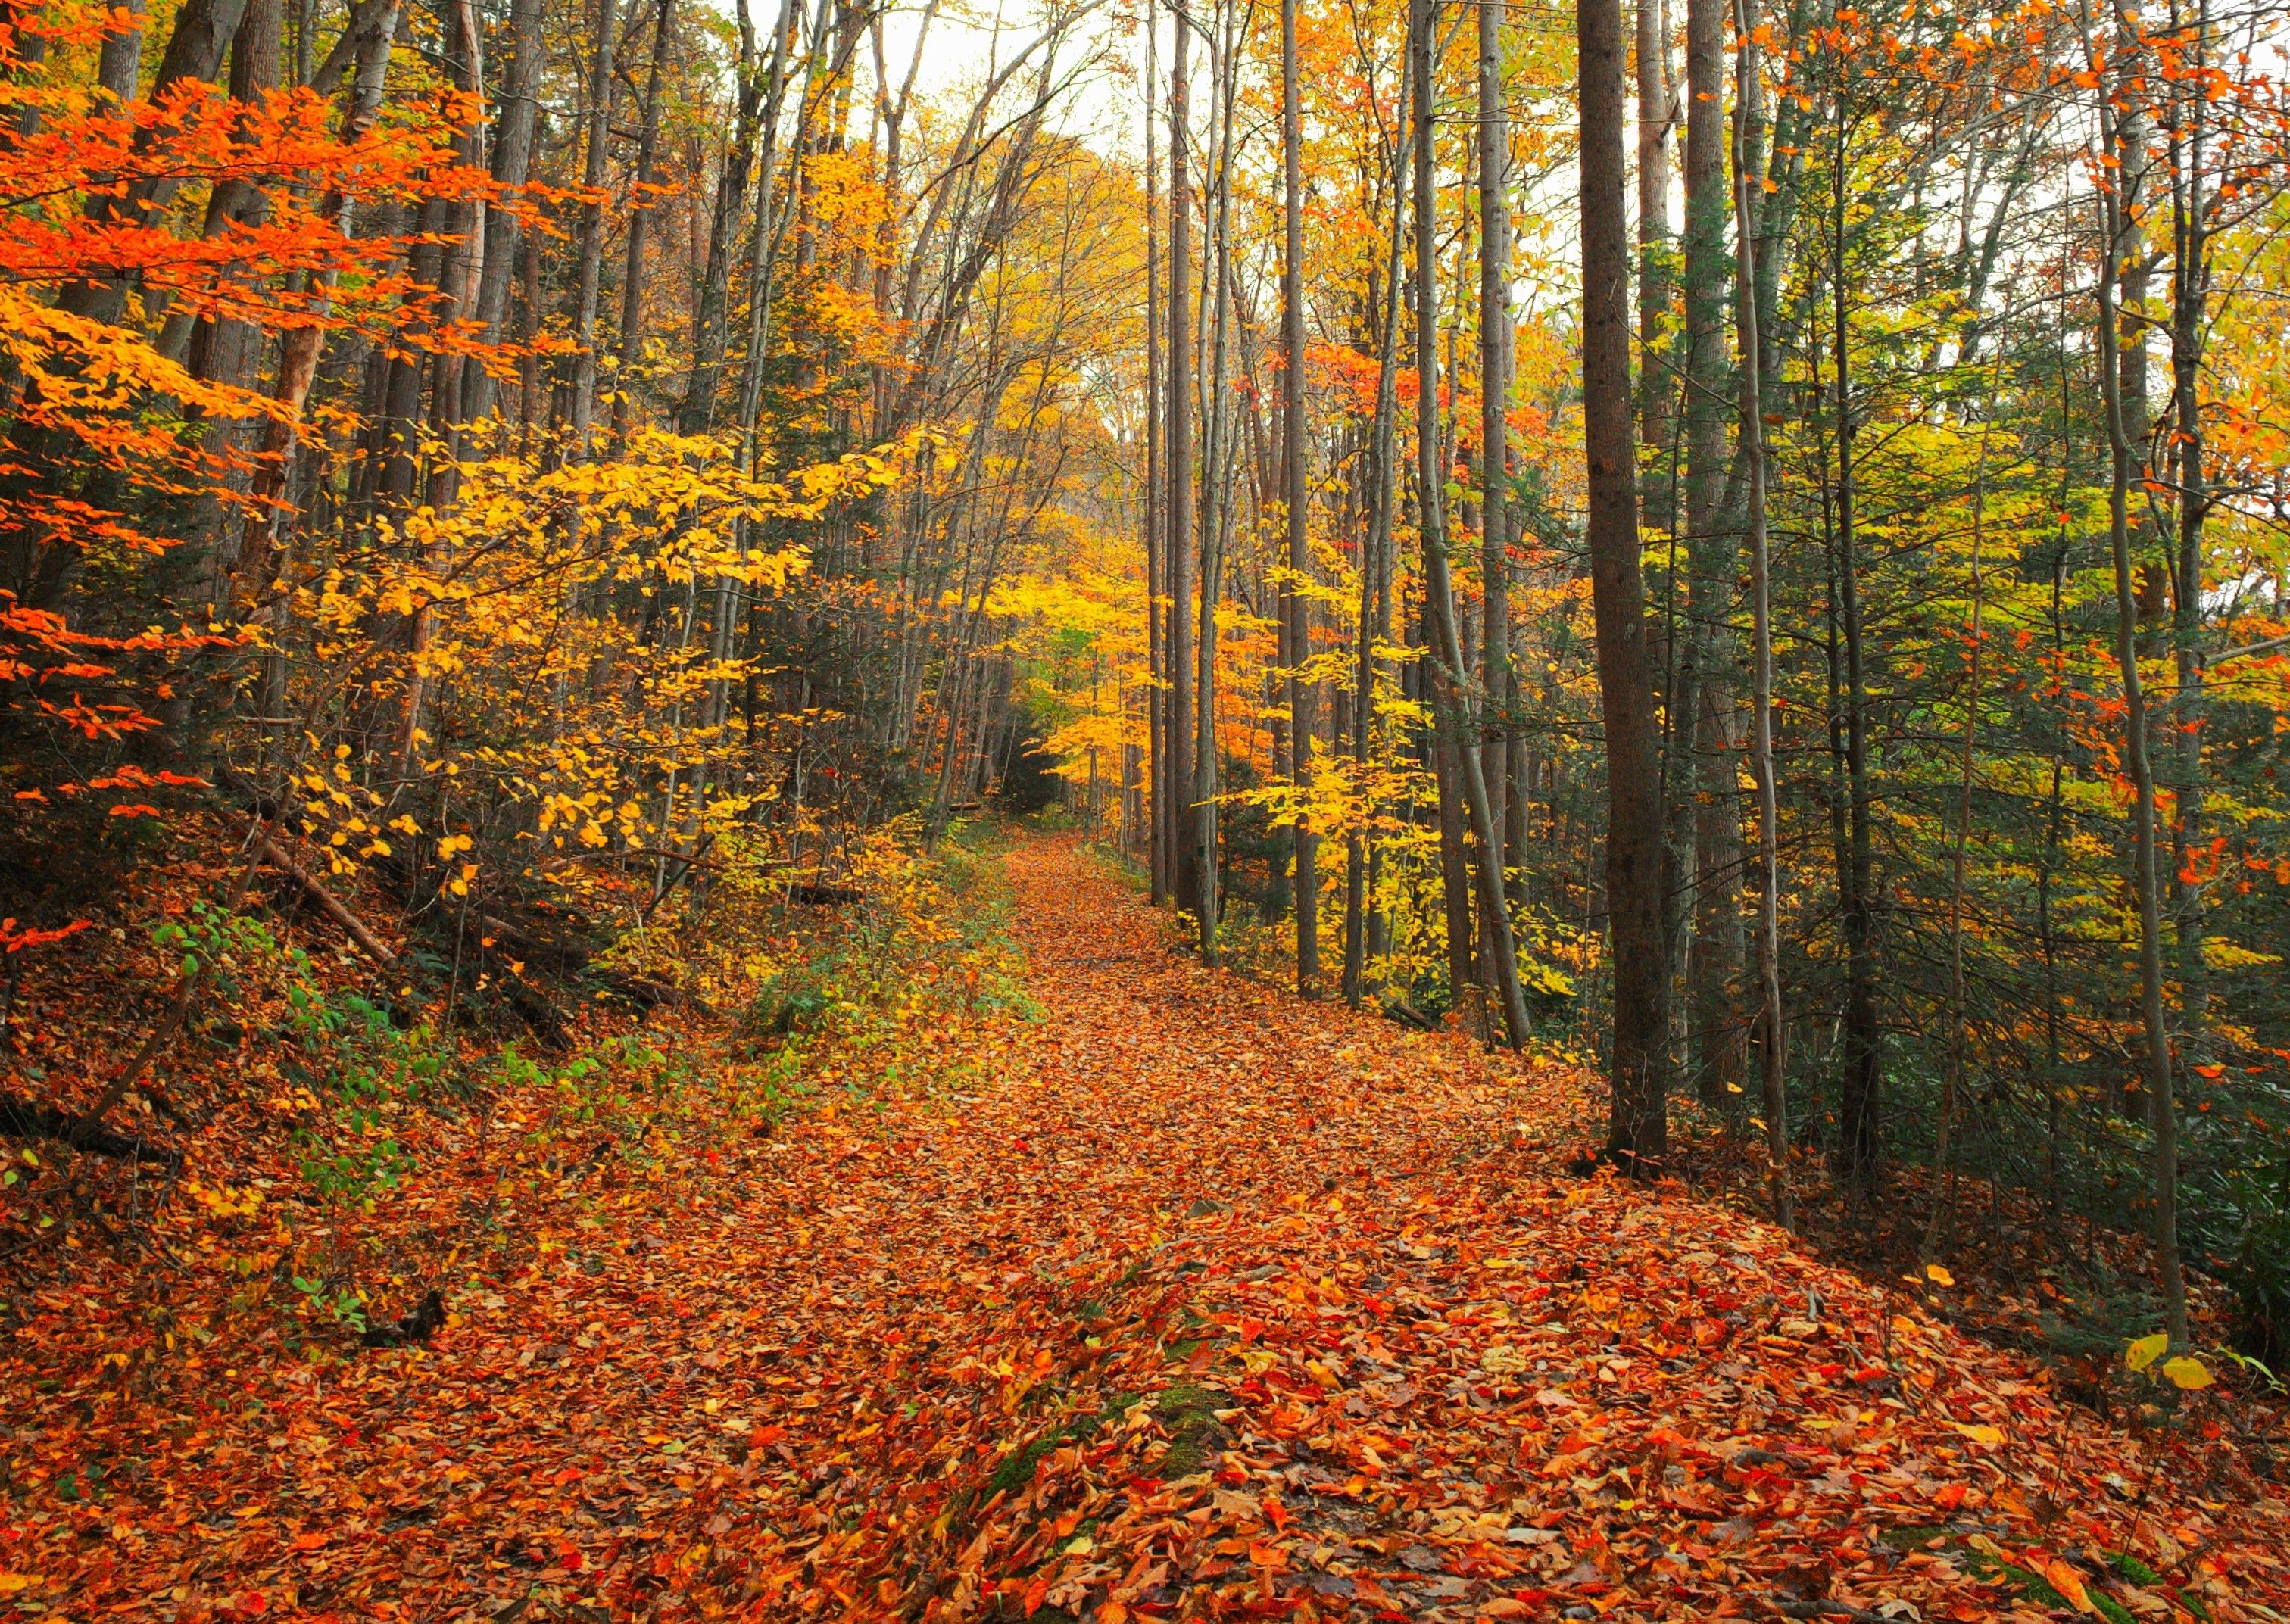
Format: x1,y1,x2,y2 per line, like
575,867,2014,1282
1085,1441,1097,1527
21,837,2288,1621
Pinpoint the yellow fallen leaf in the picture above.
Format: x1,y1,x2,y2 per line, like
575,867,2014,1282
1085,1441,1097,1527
0,1576,35,1594
2045,1557,2096,1614
1925,1264,1955,1286
2125,1332,2168,1373
1952,1422,2005,1446
2161,1355,2213,1390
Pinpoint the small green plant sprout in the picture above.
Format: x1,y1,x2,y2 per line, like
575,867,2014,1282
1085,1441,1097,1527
292,1275,368,1335
2125,1332,2213,1391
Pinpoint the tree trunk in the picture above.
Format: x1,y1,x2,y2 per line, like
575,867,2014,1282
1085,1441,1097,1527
612,0,676,442
569,0,625,452
1415,0,1529,1048
1831,100,1881,1200
460,0,544,425
679,0,763,432
1680,0,1745,1108
1145,11,1166,907
1732,0,1789,1227
1480,0,1514,890
2167,0,2210,1043
1581,0,1671,1159
1281,0,1317,990
1636,0,1674,499
1167,9,1197,933
2092,45,2189,1348
1345,45,1408,1011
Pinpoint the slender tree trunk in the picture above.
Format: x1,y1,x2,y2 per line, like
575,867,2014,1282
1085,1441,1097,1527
569,0,625,452
1636,0,1674,494
679,3,765,433
1193,0,1237,962
1680,0,1746,1108
1731,0,1787,1226
2094,67,2189,1348
1415,0,1528,1047
612,0,676,442
1168,4,1197,931
1582,0,1671,1155
1832,98,1881,1199
461,0,544,425
1281,0,1317,990
2167,0,2210,1041
1925,366,1998,1259
1146,11,1167,906
231,0,399,609
1480,0,1514,891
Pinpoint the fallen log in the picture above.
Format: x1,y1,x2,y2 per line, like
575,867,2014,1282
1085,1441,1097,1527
254,833,398,966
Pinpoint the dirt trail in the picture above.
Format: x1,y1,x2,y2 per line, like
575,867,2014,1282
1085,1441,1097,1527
30,837,2285,1621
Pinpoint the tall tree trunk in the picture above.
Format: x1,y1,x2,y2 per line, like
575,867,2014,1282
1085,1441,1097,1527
569,0,625,452
98,0,148,101
419,0,485,510
1679,0,1745,1108
1924,365,1998,1259
461,0,544,425
2167,0,2210,1043
1281,0,1317,990
1480,0,1514,887
1167,5,1197,934
2092,40,2189,1347
678,0,762,432
1732,0,1788,1227
1145,11,1167,907
1415,0,1529,1048
1636,0,1674,494
1581,0,1671,1157
1193,0,1237,963
612,0,676,442
1831,99,1881,1199
232,0,400,609
1344,61,1406,1010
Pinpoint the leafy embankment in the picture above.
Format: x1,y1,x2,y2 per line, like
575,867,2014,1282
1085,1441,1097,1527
5,834,2286,1622
0,818,1030,1616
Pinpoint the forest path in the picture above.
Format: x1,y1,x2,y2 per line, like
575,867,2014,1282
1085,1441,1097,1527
45,837,2282,1622
724,836,2281,1622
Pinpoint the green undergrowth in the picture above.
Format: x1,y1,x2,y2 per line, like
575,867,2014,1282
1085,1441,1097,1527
1876,1526,2208,1624
732,815,1040,1104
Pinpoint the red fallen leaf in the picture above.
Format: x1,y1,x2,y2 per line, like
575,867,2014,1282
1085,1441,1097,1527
1262,1496,1289,1530
1022,1573,1050,1616
1934,1482,1967,1511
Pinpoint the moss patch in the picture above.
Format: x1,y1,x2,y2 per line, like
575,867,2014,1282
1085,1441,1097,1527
984,1393,1143,1501
1877,1527,2168,1624
1153,1383,1231,1479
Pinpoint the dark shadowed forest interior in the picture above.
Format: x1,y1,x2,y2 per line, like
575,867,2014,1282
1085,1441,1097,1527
2,0,2290,1613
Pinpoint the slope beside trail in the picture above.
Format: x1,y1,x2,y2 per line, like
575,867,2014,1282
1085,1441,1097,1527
20,836,2286,1622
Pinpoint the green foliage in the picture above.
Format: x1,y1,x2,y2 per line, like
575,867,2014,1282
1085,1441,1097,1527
735,819,1040,1095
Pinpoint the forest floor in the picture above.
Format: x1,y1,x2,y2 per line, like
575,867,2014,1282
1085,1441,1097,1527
9,835,2290,1622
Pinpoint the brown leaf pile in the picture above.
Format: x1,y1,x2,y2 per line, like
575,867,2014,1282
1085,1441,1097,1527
5,837,2285,1622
